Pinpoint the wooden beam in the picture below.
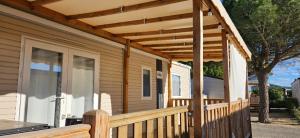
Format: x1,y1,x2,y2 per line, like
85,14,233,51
123,41,130,113
95,13,193,29
115,24,219,37
0,0,170,59
221,29,231,136
132,33,221,42
30,0,61,6
163,51,223,55
167,59,172,107
67,0,189,20
154,46,222,51
133,34,192,42
144,42,192,47
192,0,204,137
143,41,222,47
172,54,223,59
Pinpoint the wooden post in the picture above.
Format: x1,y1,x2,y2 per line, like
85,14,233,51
192,0,204,137
245,64,252,137
83,110,110,138
221,29,232,137
167,59,172,107
123,40,130,113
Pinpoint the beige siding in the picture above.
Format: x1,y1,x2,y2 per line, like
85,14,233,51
128,52,157,112
171,62,191,99
0,13,123,119
162,61,169,108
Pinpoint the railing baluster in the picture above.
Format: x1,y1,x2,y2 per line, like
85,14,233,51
118,125,128,138
167,115,173,138
134,122,142,138
181,112,186,137
158,117,164,138
147,119,154,138
174,113,180,137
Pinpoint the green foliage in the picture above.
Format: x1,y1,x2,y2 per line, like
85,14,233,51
203,62,223,79
291,108,300,121
252,89,259,95
224,0,300,73
179,61,223,79
269,86,284,101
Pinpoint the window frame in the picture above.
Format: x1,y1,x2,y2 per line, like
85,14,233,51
171,73,182,98
141,66,152,100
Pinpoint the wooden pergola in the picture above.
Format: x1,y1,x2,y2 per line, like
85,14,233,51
0,0,251,137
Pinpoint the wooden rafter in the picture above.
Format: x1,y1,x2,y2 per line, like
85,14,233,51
143,41,222,47
132,33,221,42
67,0,188,20
0,0,170,59
165,51,222,55
171,54,223,59
30,0,61,6
95,13,193,29
115,24,219,37
154,46,222,51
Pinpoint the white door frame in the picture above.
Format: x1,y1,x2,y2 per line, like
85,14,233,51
18,38,68,127
17,36,100,126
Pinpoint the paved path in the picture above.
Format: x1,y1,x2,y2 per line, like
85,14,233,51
251,112,300,138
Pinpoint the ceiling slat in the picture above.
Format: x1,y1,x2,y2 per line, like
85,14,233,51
31,0,61,6
132,33,221,42
143,41,222,47
67,0,189,20
95,13,193,29
115,24,219,36
154,46,222,51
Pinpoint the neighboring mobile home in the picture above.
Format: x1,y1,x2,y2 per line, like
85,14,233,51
0,0,252,137
292,78,300,103
171,62,191,99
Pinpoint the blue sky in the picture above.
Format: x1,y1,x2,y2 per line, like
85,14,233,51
269,57,300,87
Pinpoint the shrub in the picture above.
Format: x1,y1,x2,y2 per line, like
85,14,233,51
291,108,300,121
285,98,299,110
269,86,284,101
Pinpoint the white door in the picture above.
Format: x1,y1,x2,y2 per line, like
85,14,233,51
20,38,99,127
20,39,68,127
65,49,99,119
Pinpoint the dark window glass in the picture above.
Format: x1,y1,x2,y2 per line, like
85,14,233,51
143,69,151,97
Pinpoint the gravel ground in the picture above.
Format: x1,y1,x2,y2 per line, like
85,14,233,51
251,111,300,138
252,123,300,138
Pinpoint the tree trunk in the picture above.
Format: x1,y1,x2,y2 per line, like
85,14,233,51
256,70,271,123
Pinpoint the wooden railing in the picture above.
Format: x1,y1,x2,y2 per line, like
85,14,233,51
109,106,190,138
204,103,229,138
5,100,251,138
5,124,91,138
170,98,224,107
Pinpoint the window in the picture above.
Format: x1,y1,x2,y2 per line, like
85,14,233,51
172,74,181,97
142,67,151,99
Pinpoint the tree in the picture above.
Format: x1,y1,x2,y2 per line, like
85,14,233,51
224,0,300,123
180,61,223,79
